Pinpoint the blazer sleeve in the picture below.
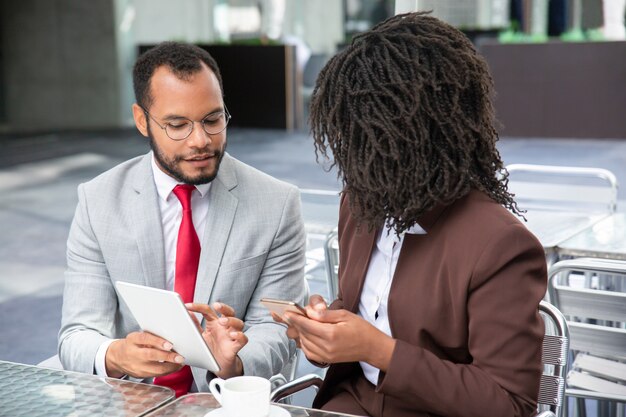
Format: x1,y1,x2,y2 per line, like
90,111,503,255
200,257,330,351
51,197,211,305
377,223,547,417
236,186,308,378
58,183,118,374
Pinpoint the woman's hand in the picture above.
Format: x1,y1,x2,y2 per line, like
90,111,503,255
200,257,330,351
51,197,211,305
270,295,328,348
284,300,396,370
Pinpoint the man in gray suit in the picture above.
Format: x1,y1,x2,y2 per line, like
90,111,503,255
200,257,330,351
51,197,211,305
58,42,307,395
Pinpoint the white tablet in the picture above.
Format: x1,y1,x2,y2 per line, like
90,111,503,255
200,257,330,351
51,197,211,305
115,281,221,373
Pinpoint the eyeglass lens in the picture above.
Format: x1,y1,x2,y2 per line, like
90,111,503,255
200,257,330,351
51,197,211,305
165,112,230,140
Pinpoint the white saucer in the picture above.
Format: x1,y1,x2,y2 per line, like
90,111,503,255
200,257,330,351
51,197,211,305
204,404,291,417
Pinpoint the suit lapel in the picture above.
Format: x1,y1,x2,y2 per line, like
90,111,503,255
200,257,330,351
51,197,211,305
130,153,167,289
345,225,378,313
193,154,238,305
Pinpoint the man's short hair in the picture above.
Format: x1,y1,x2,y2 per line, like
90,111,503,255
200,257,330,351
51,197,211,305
133,42,223,109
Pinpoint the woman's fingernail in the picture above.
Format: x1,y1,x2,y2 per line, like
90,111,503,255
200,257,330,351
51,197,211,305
163,342,173,350
175,355,184,364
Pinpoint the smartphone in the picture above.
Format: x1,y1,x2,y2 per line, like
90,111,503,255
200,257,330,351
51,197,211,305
260,298,308,317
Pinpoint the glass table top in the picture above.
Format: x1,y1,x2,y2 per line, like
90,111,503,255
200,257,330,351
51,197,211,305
144,393,363,417
0,360,174,417
522,210,609,250
557,212,626,260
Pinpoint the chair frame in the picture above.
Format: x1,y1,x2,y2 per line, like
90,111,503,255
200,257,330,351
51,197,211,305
506,163,618,214
538,301,570,417
270,373,324,403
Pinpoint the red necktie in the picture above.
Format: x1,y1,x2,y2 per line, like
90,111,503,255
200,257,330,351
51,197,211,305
154,184,201,397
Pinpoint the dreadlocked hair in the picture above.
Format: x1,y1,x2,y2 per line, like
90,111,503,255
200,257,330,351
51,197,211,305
309,11,522,236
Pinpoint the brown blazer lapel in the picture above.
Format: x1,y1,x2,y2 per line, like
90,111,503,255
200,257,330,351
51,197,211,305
342,225,378,313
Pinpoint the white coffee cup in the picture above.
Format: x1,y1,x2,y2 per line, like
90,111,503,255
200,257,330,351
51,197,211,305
208,376,271,417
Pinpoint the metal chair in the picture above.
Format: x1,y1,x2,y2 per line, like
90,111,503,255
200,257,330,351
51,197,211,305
299,189,339,291
537,301,570,417
506,164,618,214
548,258,626,417
506,164,619,269
270,373,324,403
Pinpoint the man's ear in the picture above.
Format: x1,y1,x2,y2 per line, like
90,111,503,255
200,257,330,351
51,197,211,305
132,103,149,137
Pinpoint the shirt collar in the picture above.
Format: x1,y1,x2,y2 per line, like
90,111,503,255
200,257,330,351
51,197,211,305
151,154,212,202
405,223,427,235
382,221,426,239
377,221,426,253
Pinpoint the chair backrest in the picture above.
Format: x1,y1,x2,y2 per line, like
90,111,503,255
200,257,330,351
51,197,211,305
299,189,340,287
548,258,626,361
506,164,618,214
547,258,626,409
538,301,570,417
323,228,339,302
299,189,340,236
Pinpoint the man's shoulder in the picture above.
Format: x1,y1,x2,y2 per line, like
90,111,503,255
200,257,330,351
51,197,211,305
82,153,148,193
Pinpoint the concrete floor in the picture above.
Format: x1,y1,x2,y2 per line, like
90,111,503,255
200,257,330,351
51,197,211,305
1,128,625,412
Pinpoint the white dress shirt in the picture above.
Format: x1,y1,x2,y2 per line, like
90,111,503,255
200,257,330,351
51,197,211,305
94,155,211,376
358,222,426,385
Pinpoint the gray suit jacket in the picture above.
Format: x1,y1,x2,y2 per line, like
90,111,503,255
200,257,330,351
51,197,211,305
59,152,307,391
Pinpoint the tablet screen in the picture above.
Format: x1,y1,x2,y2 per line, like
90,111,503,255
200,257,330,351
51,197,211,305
115,281,221,372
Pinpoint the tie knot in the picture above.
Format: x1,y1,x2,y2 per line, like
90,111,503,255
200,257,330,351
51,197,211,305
172,184,195,210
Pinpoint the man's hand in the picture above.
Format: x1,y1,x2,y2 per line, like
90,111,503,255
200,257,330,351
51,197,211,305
284,304,396,371
105,332,185,378
186,302,248,379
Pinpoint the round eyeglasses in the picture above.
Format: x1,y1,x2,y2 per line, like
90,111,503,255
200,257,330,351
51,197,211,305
142,106,232,141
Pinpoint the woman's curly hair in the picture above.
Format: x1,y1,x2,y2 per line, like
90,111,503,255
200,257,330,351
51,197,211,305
310,12,521,235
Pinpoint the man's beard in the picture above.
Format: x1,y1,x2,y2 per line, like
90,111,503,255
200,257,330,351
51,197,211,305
147,123,224,185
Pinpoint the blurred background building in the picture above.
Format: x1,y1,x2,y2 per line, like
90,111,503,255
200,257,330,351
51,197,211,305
0,0,345,132
0,0,624,134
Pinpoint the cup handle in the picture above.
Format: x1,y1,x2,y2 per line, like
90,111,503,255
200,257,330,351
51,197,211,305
208,378,225,405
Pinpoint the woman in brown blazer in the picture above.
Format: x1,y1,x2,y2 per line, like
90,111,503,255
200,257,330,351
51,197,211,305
281,12,547,417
